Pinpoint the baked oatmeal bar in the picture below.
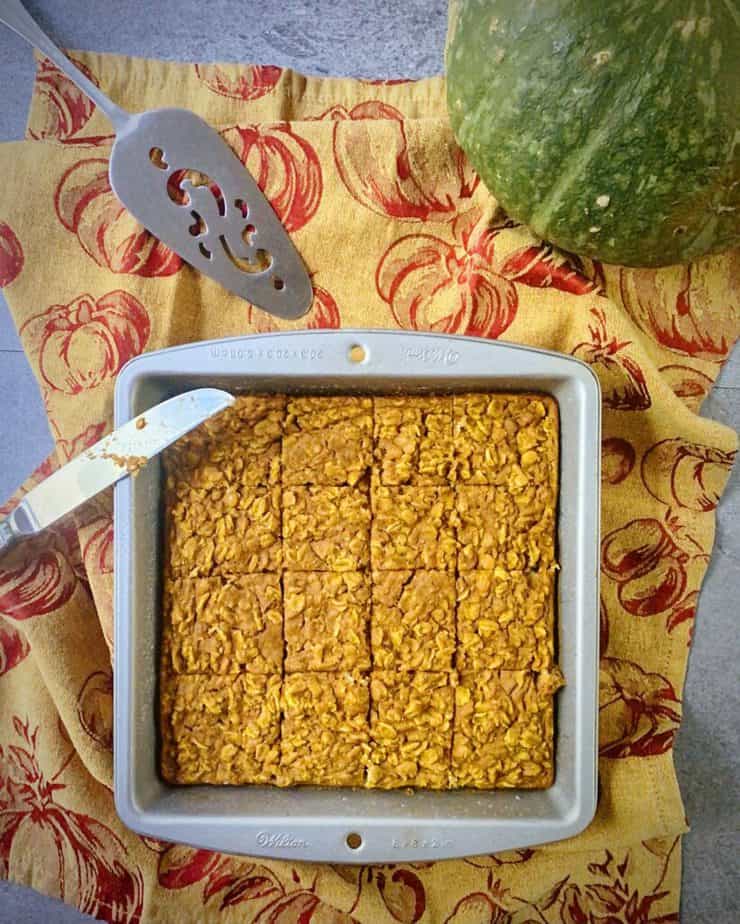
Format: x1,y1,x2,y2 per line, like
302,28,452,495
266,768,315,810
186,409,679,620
453,393,558,490
165,395,285,486
284,571,371,671
166,482,282,577
371,571,455,671
283,485,371,571
452,669,564,789
371,485,456,570
455,485,555,571
283,396,373,486
163,575,282,674
280,672,370,786
374,396,453,485
160,672,281,784
368,671,454,789
456,570,555,671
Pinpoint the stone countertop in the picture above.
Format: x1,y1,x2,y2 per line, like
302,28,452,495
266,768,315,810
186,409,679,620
0,2,738,921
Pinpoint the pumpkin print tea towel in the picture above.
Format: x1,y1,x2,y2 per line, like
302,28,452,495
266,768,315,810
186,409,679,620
0,50,738,923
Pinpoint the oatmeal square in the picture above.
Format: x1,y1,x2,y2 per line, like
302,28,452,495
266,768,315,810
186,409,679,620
453,393,558,490
166,482,282,577
456,570,555,671
160,672,281,784
367,671,454,789
280,672,370,786
374,395,453,485
371,486,456,570
451,669,564,789
283,485,371,571
371,571,455,671
283,396,373,486
284,571,371,671
454,485,555,572
163,575,283,674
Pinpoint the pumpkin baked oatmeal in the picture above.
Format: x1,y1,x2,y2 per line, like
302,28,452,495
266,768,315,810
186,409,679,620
456,570,555,671
374,395,453,485
280,672,370,786
163,575,282,674
451,669,564,789
283,396,373,486
453,393,558,492
455,484,556,572
160,390,561,791
368,671,455,789
371,485,456,571
371,570,456,671
160,672,281,785
283,485,371,571
284,571,371,671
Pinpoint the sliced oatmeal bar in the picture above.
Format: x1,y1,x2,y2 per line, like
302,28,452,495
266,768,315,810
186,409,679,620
453,393,558,491
280,672,370,786
454,485,555,572
371,485,456,571
371,571,455,671
166,481,281,577
283,396,373,486
283,485,371,571
160,672,281,784
451,669,564,789
374,395,453,485
456,570,555,671
163,575,282,674
367,671,454,789
284,571,371,672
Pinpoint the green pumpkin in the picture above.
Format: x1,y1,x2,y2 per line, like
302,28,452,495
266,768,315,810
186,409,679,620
446,0,740,266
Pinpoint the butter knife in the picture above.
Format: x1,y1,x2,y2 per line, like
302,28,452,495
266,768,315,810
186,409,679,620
0,387,234,557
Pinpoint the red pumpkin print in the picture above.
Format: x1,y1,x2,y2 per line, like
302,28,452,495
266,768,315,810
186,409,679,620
444,892,512,924
222,124,322,232
571,308,651,410
0,544,77,621
641,438,735,512
21,291,150,395
359,78,416,86
248,282,341,332
489,225,599,294
59,423,108,461
665,589,699,639
463,849,535,868
601,437,636,485
77,669,113,751
601,519,683,583
0,621,30,675
659,364,714,412
600,596,610,657
376,868,426,923
80,515,114,648
195,63,282,101
618,254,740,362
55,159,181,276
377,211,518,337
0,717,143,922
601,519,688,618
29,56,103,143
599,658,681,758
328,100,478,221
0,221,24,287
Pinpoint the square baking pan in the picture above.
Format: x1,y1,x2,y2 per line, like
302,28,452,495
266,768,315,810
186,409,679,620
113,330,600,863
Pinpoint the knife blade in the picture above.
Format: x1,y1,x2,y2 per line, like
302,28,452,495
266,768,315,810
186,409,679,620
0,387,234,556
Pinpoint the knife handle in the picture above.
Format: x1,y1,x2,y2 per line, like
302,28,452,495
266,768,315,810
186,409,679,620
0,516,20,558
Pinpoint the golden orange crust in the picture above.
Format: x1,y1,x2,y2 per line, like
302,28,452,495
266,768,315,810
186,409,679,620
283,485,371,571
371,485,456,571
374,395,453,485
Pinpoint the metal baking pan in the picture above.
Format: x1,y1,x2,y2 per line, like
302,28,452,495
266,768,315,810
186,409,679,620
113,330,600,863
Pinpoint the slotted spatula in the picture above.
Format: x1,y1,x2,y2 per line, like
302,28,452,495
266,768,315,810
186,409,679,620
0,0,313,319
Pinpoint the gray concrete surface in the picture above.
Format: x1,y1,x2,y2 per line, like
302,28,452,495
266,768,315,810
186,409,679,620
0,2,737,922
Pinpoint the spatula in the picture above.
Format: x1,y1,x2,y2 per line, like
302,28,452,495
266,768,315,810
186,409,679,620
0,388,235,557
0,0,313,320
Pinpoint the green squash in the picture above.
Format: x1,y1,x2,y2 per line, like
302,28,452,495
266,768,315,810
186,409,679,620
446,0,740,266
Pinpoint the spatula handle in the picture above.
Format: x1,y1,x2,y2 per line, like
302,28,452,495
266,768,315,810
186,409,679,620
0,0,129,130
0,516,20,558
